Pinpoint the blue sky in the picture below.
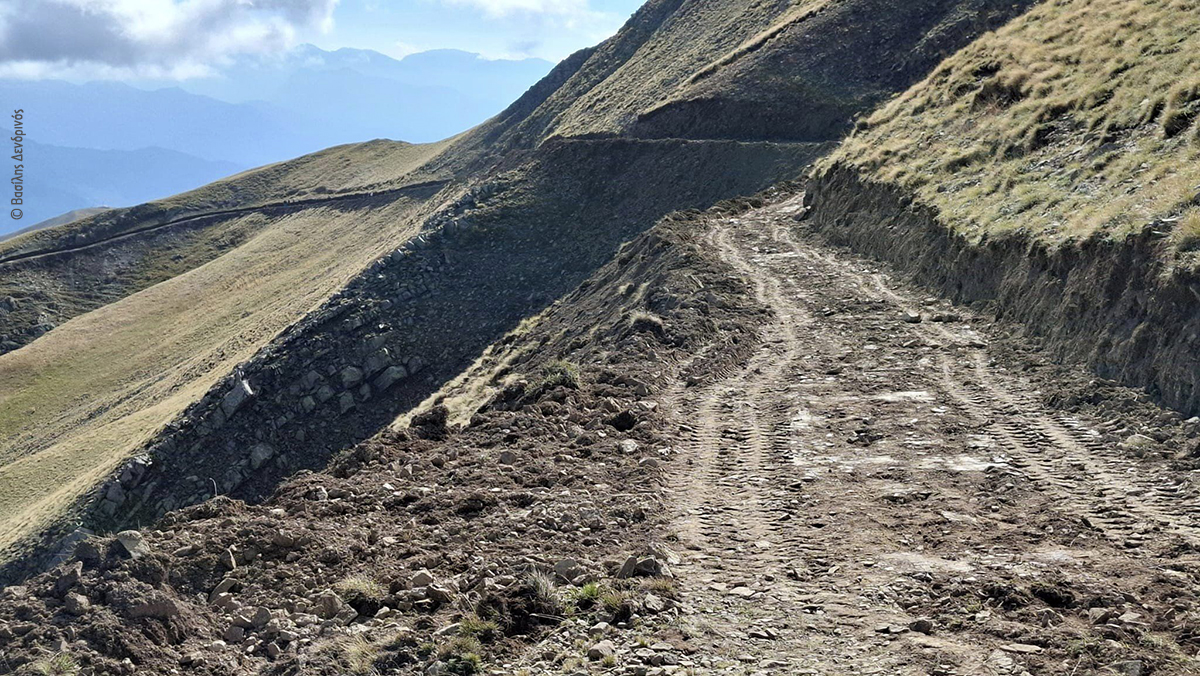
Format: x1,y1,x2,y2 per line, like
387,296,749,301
0,0,646,81
317,0,645,61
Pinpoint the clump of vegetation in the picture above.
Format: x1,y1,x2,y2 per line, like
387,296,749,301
628,310,666,337
340,636,382,675
640,577,678,598
334,574,387,607
539,359,581,390
600,589,634,622
1163,81,1200,138
22,657,78,676
1173,208,1200,252
459,614,500,642
22,654,79,676
526,570,562,614
437,636,482,675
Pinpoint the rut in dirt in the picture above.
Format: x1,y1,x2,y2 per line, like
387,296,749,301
663,194,1200,675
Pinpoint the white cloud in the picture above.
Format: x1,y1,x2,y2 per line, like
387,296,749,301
0,0,339,79
438,0,589,18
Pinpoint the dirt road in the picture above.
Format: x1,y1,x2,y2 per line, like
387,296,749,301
664,195,1200,675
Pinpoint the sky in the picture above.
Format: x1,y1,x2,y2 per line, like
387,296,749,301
0,0,646,81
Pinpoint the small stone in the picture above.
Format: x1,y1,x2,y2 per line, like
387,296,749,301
65,592,90,615
224,625,245,643
373,365,409,392
1110,660,1145,676
209,578,236,603
902,311,922,324
633,557,671,578
251,606,272,629
249,443,275,470
410,569,435,588
587,640,615,661
498,450,518,465
128,594,180,619
643,593,666,614
553,559,583,583
589,622,611,636
616,555,638,579
312,590,352,620
116,531,151,559
219,548,237,570
908,618,934,634
999,643,1043,655
340,366,364,389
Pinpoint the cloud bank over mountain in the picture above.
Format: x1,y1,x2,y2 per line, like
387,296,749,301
0,0,340,79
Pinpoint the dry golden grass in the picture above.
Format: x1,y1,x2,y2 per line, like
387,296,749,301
827,0,1200,244
0,142,442,557
0,139,451,258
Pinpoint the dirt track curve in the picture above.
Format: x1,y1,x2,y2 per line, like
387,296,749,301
0,180,449,267
663,195,1200,675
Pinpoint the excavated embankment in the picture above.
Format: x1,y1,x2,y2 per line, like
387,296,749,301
806,163,1200,416
0,138,820,585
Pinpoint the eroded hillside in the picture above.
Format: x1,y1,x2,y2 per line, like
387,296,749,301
0,0,1029,582
808,0,1200,415
8,0,1200,673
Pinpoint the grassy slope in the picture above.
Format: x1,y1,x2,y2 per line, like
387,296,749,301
0,139,449,259
828,0,1200,251
0,142,444,554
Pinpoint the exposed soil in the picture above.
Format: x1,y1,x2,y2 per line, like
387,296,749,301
503,192,1200,675
5,190,1200,674
653,195,1200,674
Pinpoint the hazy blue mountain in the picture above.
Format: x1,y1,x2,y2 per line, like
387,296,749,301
1,142,242,236
0,80,305,166
174,46,553,111
0,46,553,237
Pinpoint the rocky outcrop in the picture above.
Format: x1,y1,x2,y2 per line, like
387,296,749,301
805,163,1200,415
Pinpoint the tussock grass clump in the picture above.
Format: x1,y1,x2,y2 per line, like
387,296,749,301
628,310,666,336
458,614,500,642
526,569,561,612
539,359,581,390
333,574,387,614
1173,208,1200,252
340,635,382,675
437,636,482,675
23,653,80,675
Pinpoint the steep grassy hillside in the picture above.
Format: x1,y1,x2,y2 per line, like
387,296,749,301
0,142,448,565
807,0,1200,415
0,140,449,354
829,0,1200,249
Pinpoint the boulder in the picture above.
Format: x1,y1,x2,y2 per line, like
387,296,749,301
249,443,275,470
340,366,364,389
553,559,583,583
363,349,392,377
410,569,435,588
373,365,408,392
221,379,255,418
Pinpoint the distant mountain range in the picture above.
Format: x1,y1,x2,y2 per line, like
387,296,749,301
0,47,552,236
